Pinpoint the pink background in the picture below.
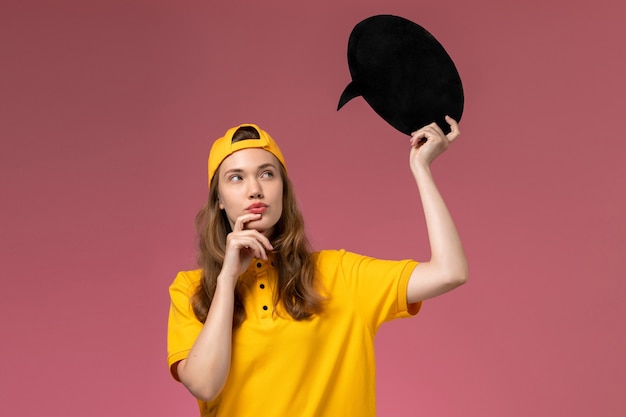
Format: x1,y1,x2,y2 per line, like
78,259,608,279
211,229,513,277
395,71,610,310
1,0,625,416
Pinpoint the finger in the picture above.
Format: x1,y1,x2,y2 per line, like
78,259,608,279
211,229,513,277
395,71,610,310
445,116,461,142
409,125,434,147
247,236,269,260
242,239,268,260
228,234,268,260
231,229,274,254
233,213,262,232
429,122,446,138
413,129,445,149
409,131,425,147
244,229,274,252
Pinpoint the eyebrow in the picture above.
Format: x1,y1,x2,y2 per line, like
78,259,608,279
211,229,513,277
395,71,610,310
222,163,278,176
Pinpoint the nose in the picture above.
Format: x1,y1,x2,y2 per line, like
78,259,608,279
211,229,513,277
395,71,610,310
248,178,263,199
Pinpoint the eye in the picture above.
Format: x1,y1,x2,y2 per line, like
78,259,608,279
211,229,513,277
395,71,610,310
260,170,274,179
228,174,243,182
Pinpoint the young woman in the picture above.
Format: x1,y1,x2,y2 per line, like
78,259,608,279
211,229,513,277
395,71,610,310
167,119,468,417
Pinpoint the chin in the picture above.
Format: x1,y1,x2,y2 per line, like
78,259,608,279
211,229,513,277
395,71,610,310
249,220,275,237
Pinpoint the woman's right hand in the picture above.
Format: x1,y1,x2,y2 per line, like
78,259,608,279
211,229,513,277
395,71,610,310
219,213,274,288
178,213,272,401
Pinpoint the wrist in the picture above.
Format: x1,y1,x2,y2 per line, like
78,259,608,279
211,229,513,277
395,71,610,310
216,272,239,293
411,160,432,176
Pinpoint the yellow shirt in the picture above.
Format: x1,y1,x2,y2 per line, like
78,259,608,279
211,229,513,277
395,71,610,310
167,249,420,417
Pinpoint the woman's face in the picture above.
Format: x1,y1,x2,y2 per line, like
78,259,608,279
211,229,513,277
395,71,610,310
216,148,284,237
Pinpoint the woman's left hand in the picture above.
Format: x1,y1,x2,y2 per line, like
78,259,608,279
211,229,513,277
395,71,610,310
409,115,460,171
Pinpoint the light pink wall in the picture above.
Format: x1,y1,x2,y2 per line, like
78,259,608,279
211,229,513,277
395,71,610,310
1,1,624,416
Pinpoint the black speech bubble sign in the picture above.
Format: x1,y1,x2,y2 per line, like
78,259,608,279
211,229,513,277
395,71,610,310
338,15,464,135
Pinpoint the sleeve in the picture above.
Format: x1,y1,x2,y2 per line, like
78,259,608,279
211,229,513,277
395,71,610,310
167,270,204,379
328,250,421,332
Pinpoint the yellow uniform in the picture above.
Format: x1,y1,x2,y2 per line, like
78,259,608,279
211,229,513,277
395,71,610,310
168,249,420,417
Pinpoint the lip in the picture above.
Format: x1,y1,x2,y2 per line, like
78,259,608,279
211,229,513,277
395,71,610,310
246,203,268,214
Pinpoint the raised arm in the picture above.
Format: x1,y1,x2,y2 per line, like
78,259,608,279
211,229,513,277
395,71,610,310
175,212,272,402
406,116,468,303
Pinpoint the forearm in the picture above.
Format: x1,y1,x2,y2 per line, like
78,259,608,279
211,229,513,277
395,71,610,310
414,164,467,275
407,163,468,302
177,276,236,402
177,213,273,400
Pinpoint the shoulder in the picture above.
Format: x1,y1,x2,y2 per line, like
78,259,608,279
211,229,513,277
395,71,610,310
313,249,377,264
312,249,372,274
313,249,418,279
169,269,203,294
312,249,344,259
312,249,348,267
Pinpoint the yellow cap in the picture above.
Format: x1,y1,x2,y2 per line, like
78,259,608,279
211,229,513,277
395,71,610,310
207,123,287,187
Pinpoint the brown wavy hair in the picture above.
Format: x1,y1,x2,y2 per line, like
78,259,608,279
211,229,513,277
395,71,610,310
191,132,325,328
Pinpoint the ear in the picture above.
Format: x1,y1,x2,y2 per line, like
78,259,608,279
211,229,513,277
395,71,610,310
218,195,224,210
